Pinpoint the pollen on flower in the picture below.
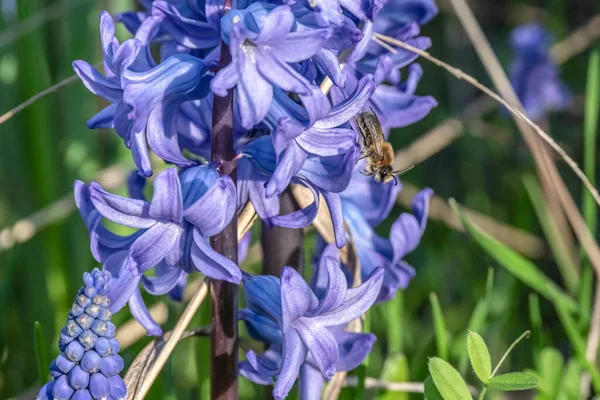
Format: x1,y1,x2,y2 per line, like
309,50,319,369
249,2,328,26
232,15,241,23
242,39,256,55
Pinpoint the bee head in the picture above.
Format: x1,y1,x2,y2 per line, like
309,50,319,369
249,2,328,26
375,166,396,184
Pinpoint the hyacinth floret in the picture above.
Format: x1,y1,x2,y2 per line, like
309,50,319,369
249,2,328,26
38,269,126,400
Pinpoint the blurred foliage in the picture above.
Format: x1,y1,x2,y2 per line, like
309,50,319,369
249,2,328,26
1,0,600,398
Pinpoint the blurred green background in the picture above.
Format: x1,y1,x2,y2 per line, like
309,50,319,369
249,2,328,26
1,0,599,398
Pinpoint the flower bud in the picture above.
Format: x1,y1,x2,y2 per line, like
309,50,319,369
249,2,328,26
80,350,102,373
65,341,85,362
78,330,98,350
90,372,110,398
108,374,127,399
101,355,124,377
71,389,93,400
52,375,74,400
95,337,111,356
68,365,90,390
55,353,75,374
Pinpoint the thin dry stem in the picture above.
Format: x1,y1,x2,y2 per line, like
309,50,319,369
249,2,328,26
373,33,600,210
0,165,127,253
131,278,209,399
582,280,600,397
1,71,85,125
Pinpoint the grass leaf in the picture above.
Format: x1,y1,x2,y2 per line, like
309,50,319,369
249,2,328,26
33,321,48,386
428,357,472,400
430,293,450,359
449,198,578,313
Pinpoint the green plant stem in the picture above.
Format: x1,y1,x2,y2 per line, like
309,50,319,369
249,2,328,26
34,321,48,386
478,386,487,400
490,331,530,378
385,293,403,354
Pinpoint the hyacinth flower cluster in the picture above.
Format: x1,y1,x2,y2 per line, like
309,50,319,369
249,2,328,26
38,269,126,400
509,22,571,121
46,0,441,397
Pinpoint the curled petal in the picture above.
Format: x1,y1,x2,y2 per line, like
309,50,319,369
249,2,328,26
309,257,347,316
103,250,140,313
334,331,376,371
390,187,432,262
129,287,163,336
254,5,295,45
89,182,155,228
190,229,242,284
141,261,185,295
152,1,220,49
312,267,384,327
239,308,283,345
183,176,236,236
295,318,338,380
239,360,275,386
322,191,346,248
126,222,181,274
273,331,308,400
266,143,307,197
280,267,319,330
72,60,122,103
269,180,319,229
242,273,283,322
314,75,376,129
87,104,117,129
296,127,356,157
149,168,183,223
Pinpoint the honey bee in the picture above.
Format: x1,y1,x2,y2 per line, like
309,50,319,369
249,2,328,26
353,109,413,185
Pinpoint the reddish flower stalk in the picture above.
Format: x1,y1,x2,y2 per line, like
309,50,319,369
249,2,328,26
210,0,238,398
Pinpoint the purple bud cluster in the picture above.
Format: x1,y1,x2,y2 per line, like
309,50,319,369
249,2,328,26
38,269,126,400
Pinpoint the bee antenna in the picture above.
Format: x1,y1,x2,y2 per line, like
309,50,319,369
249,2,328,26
392,164,415,175
393,175,399,186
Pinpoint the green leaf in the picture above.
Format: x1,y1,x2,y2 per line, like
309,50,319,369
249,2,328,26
428,357,472,400
537,348,564,398
449,199,578,313
487,372,539,391
33,321,48,386
430,293,450,359
467,331,491,383
377,354,409,400
424,376,444,400
557,359,581,400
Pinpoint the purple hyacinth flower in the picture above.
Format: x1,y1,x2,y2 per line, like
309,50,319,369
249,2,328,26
340,176,433,301
239,259,383,399
38,269,126,400
509,23,571,121
242,135,355,248
212,4,331,129
121,54,215,173
73,11,141,130
151,0,221,50
74,164,241,335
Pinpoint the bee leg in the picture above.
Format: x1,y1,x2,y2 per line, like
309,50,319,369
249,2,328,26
355,151,372,164
360,170,374,176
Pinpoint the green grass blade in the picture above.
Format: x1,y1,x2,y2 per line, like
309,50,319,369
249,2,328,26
33,321,48,386
555,303,600,391
580,45,600,322
430,293,450,359
449,198,578,313
529,294,543,367
522,173,579,293
384,293,403,354
582,45,599,235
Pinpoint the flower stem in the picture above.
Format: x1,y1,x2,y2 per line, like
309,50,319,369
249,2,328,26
210,0,238,397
